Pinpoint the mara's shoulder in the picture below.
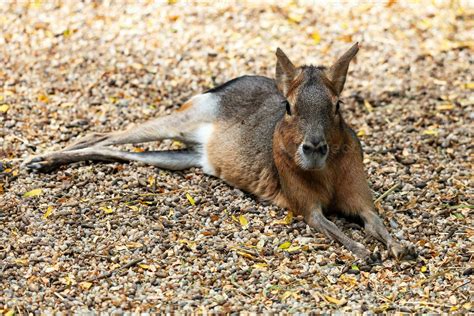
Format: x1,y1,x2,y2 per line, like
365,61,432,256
205,75,277,94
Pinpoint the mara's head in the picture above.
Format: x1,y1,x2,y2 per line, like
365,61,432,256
275,43,359,171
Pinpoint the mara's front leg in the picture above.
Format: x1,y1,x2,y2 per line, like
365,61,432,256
334,168,417,260
305,206,380,262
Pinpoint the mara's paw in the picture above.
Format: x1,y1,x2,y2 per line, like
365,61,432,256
23,154,62,172
390,243,418,261
365,250,382,265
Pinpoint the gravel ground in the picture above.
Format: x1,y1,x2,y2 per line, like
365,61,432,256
1,0,473,313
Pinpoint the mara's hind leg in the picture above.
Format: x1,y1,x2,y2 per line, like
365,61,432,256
25,147,202,172
63,93,219,151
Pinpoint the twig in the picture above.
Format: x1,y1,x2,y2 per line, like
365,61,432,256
89,257,144,282
374,183,400,205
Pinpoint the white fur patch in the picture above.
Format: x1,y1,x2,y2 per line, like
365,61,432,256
194,123,215,176
188,93,219,176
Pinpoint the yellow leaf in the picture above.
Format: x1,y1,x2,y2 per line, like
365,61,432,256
186,193,195,206
14,258,29,265
236,251,255,260
138,264,151,270
279,241,291,250
37,94,49,103
253,263,268,270
239,215,249,228
0,104,9,113
357,129,366,137
423,129,438,136
148,175,155,187
178,239,197,250
127,205,139,212
126,242,143,249
420,266,427,273
99,206,114,214
79,281,92,290
311,31,321,44
5,310,15,316
272,210,293,225
462,82,474,89
286,246,300,252
281,290,295,300
324,295,347,306
43,206,54,219
364,100,373,113
288,13,303,24
450,306,459,312
437,103,454,111
23,188,43,197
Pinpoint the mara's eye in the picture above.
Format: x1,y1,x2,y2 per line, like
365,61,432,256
283,100,291,115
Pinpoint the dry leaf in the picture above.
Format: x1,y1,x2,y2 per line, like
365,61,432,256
127,205,139,212
99,206,114,214
278,241,291,250
186,193,195,206
272,210,293,225
79,281,92,290
324,294,347,306
43,205,54,219
357,129,366,137
23,188,43,197
0,104,9,113
37,94,49,103
253,263,268,270
364,100,373,113
14,258,29,265
437,103,454,111
311,31,321,44
239,214,249,228
462,82,474,89
236,251,255,260
423,128,438,136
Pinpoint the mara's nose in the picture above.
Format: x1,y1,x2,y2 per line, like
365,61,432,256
302,140,328,156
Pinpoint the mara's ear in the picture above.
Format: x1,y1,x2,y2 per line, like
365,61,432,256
328,42,359,95
275,48,297,96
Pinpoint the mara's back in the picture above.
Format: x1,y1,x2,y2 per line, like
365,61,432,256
205,75,286,202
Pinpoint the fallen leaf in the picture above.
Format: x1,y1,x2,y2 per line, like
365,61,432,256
253,263,268,270
272,210,293,225
437,103,454,111
186,193,195,206
421,266,428,273
37,94,49,103
256,239,266,250
0,104,9,112
311,31,321,44
5,310,14,316
23,188,43,197
278,241,291,250
43,205,54,219
138,264,151,270
351,264,359,271
286,246,301,252
239,214,249,228
462,82,474,89
99,206,114,214
281,290,298,300
423,128,438,136
364,100,373,113
288,12,303,24
357,129,366,137
14,258,29,265
126,242,143,249
236,251,255,260
127,205,139,212
324,294,347,306
79,281,92,290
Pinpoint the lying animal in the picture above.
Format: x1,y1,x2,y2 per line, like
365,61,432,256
25,43,415,261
